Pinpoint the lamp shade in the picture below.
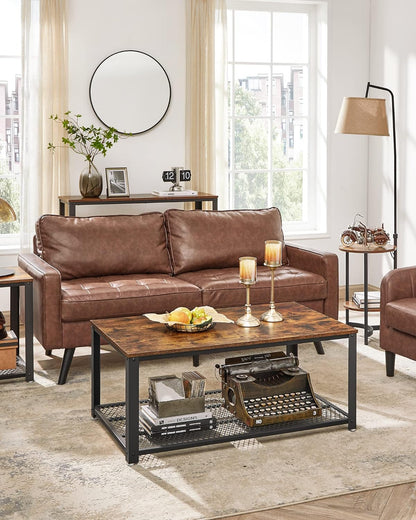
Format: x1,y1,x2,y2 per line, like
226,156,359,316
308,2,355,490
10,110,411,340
335,97,389,136
0,198,16,223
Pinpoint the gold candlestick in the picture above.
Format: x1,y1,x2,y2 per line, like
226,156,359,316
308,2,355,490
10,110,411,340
237,257,260,327
262,240,283,322
261,265,283,322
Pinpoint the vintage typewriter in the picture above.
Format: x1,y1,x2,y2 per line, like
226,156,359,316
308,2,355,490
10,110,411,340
217,351,322,427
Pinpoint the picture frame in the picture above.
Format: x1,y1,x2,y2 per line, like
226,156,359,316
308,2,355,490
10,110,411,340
105,167,130,197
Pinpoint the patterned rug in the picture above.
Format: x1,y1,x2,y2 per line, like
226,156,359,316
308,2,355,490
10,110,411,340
1,326,416,520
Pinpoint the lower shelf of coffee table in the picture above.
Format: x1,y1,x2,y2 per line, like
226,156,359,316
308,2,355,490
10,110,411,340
95,390,349,456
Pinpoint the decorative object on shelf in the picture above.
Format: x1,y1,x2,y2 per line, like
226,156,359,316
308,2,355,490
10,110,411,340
144,305,232,333
237,256,260,327
340,213,390,248
162,167,192,191
105,167,129,197
0,198,16,277
48,111,120,198
261,240,283,322
335,82,398,268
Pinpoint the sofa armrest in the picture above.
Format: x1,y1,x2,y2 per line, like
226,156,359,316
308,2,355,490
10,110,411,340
286,243,339,319
18,253,63,348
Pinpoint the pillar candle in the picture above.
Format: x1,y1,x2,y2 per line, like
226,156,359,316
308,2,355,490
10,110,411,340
239,257,257,282
264,240,282,266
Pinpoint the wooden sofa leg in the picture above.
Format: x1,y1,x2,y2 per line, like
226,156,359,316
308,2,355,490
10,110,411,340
386,351,396,377
57,348,75,385
314,341,325,355
193,354,200,367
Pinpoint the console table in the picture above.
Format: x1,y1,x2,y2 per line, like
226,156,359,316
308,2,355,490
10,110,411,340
59,192,218,216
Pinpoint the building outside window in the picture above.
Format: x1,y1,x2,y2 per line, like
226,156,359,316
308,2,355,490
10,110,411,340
0,0,21,240
226,1,327,234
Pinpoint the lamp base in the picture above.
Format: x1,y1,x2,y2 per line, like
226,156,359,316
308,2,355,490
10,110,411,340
0,268,14,278
236,313,261,328
261,308,283,322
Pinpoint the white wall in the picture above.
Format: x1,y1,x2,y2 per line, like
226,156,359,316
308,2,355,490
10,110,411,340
368,0,416,284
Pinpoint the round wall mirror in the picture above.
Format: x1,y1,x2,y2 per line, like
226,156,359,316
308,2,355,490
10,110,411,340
89,50,171,135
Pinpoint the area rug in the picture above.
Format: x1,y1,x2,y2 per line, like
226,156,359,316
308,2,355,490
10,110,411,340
1,328,416,520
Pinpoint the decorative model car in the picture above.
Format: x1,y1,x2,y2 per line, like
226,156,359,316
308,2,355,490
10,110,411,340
340,214,390,247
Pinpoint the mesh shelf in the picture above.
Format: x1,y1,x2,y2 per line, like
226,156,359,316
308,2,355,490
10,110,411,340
0,355,27,380
95,390,349,455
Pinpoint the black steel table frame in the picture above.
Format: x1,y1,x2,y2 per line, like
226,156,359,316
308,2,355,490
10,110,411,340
0,281,34,382
59,194,218,217
91,327,357,464
345,251,379,345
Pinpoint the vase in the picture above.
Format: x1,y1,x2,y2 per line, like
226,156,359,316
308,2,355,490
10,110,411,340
79,162,103,198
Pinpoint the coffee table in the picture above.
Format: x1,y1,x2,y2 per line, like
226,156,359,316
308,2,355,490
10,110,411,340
91,302,357,464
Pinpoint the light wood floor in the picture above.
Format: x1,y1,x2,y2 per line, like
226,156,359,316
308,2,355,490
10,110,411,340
221,482,416,519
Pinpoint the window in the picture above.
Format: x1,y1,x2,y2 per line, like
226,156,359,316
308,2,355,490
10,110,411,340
226,1,327,234
0,0,21,239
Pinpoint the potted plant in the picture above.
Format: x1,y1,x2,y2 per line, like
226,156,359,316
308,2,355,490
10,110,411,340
48,111,119,197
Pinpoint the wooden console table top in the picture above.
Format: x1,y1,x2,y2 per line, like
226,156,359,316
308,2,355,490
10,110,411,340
91,302,357,360
59,192,218,216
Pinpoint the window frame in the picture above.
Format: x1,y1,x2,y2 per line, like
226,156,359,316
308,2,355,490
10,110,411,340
226,0,328,237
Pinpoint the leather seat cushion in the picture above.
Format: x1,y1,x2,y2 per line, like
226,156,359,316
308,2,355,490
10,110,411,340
385,298,416,337
61,274,202,322
165,207,287,275
178,266,327,308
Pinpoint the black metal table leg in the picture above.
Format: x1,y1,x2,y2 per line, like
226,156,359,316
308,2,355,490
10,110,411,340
345,252,350,325
10,286,19,343
24,283,34,381
125,358,139,464
364,253,369,344
286,344,298,357
91,329,101,418
348,332,357,431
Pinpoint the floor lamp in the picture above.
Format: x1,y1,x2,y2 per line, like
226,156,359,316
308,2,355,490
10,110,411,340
335,82,397,269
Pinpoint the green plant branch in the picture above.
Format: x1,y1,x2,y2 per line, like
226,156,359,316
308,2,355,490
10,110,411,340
48,111,120,163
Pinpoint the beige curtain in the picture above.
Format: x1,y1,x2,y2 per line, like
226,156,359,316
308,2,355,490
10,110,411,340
185,0,227,208
21,0,68,250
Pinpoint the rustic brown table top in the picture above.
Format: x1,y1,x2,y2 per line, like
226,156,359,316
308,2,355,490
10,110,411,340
91,302,357,360
0,266,33,286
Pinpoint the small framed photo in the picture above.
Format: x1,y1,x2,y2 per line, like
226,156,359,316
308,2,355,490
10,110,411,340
105,167,130,197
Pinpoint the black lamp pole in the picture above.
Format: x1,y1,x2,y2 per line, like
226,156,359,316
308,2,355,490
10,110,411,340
365,82,398,269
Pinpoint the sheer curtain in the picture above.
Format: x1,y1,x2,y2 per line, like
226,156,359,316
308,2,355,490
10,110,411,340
185,0,227,208
21,0,68,251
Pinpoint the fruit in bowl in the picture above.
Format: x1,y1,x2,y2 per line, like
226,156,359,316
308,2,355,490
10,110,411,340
191,307,212,326
168,307,192,324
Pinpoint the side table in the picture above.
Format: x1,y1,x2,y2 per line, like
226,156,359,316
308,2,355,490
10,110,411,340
339,244,396,345
0,267,33,382
58,192,218,216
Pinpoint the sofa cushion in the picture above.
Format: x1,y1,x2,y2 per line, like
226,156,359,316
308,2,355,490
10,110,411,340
385,298,416,337
61,274,202,321
178,265,326,308
36,214,172,280
165,207,287,275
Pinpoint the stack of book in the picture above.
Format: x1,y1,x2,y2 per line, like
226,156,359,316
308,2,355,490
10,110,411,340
139,404,216,437
352,291,380,309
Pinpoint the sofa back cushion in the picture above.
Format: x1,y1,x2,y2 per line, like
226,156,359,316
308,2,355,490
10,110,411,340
164,207,287,274
36,213,171,280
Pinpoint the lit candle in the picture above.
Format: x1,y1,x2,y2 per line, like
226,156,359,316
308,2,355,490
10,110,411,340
239,257,257,282
264,240,282,266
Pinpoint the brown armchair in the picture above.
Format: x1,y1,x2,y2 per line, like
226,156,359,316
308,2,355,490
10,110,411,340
380,266,416,376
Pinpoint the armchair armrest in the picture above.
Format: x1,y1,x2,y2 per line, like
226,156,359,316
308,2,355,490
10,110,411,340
381,266,416,307
18,253,63,348
286,243,339,319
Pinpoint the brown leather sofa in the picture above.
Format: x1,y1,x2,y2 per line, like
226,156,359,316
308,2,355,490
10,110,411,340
18,207,339,384
380,266,416,376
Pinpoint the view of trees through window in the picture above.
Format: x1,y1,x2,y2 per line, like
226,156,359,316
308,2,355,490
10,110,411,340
228,5,310,223
0,0,21,236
